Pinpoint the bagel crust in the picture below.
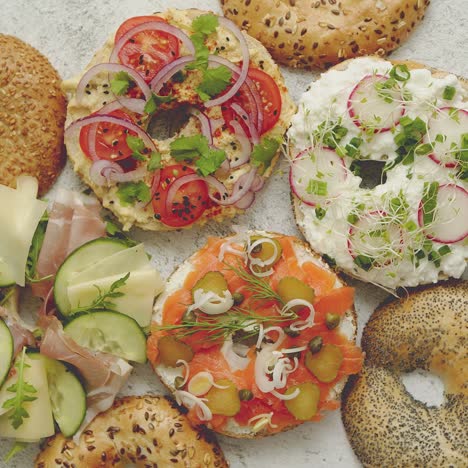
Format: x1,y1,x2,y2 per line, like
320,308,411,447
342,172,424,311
0,34,66,196
35,395,228,468
289,57,468,289
221,0,430,69
342,281,468,467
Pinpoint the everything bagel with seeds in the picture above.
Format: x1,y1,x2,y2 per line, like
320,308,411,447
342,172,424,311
148,230,363,438
35,395,228,467
342,281,468,467
288,56,468,290
220,0,429,69
63,9,295,231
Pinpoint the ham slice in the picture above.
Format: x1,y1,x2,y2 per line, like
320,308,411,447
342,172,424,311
32,190,106,298
40,317,132,439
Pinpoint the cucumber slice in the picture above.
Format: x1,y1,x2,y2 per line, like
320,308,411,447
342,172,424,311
64,311,147,363
0,260,15,287
0,319,13,387
29,353,86,437
54,238,127,316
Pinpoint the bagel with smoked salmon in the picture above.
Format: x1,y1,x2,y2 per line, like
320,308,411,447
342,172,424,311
148,230,363,438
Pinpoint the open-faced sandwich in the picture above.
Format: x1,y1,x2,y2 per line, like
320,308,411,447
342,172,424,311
148,231,363,437
63,9,295,231
288,57,468,290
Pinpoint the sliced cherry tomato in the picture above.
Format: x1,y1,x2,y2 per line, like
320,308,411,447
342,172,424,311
152,165,209,227
222,67,282,136
115,16,180,83
79,109,136,162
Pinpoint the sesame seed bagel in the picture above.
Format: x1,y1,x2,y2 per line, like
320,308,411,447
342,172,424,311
149,231,360,438
289,56,468,290
0,34,66,196
342,280,468,467
220,0,429,69
35,395,228,468
63,9,295,231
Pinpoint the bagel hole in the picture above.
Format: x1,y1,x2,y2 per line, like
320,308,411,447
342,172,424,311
350,160,387,189
147,104,191,141
401,369,445,408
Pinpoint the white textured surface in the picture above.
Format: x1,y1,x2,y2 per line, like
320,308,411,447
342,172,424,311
0,0,466,466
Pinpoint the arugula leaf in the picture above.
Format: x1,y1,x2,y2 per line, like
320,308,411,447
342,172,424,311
192,13,219,35
197,66,232,102
144,93,175,115
69,272,130,315
250,138,280,174
2,348,37,430
5,442,27,462
117,181,151,206
148,152,162,171
105,219,138,247
110,71,132,96
25,212,49,283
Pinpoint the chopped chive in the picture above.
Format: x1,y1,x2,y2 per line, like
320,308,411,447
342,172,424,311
442,85,456,100
354,255,373,271
438,245,451,256
389,64,410,82
315,207,327,220
306,179,328,196
421,182,439,226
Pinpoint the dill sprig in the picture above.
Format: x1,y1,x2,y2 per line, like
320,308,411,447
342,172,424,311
155,307,296,343
223,262,283,304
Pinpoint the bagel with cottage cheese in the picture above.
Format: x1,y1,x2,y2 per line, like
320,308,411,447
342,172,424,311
35,395,228,467
148,230,363,438
288,56,468,290
220,0,429,69
0,34,66,195
63,9,295,231
341,280,468,467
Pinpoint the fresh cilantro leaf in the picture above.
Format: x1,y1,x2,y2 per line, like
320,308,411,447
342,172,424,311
197,66,232,102
2,348,37,430
192,13,219,35
144,93,175,115
187,32,210,71
148,152,162,171
251,138,280,174
117,181,151,206
196,148,226,176
126,135,145,153
110,71,131,96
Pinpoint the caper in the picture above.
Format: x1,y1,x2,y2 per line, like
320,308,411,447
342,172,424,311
174,376,185,389
284,326,300,338
325,313,341,330
232,328,258,347
238,389,254,401
182,308,197,324
232,292,245,306
308,336,323,354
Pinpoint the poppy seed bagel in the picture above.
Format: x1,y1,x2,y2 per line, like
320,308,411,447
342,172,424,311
341,280,468,467
220,0,430,69
0,34,66,195
35,395,228,467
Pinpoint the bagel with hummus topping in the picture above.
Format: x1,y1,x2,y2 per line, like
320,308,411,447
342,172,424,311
221,0,430,69
341,280,468,467
288,56,468,290
63,9,295,231
147,231,363,438
35,395,228,467
0,34,66,195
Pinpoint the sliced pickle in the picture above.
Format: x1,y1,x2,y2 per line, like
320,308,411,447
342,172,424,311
305,344,343,383
284,382,320,420
248,236,283,273
277,276,315,310
158,335,194,367
205,379,241,416
192,271,228,299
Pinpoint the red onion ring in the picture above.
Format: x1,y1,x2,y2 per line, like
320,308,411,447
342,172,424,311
114,97,147,114
230,103,259,144
234,190,255,209
110,21,195,64
206,168,257,206
204,18,250,108
251,174,265,192
89,160,124,186
165,174,205,212
188,108,213,145
66,114,157,154
150,170,162,197
76,63,152,102
229,120,252,168
149,55,195,94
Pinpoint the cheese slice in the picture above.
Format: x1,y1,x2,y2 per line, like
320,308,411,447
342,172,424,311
0,354,54,441
0,176,47,287
67,268,164,327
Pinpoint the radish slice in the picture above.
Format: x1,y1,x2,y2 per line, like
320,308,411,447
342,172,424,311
425,108,468,168
347,210,403,267
418,184,468,243
347,74,404,132
290,146,347,206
